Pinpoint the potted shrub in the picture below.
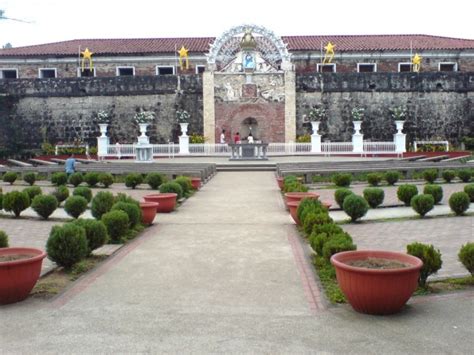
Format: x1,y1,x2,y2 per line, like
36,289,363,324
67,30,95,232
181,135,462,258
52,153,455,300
284,192,319,206
330,250,423,315
143,193,178,213
139,201,159,225
191,177,202,190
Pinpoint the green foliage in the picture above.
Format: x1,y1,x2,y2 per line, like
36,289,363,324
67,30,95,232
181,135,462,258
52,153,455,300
51,172,68,186
31,194,58,220
457,169,472,183
23,172,37,186
0,230,9,248
146,172,166,189
111,202,141,228
464,184,474,202
406,242,442,287
189,133,206,144
73,186,93,203
159,181,184,199
448,192,470,216
422,169,438,184
296,134,311,143
296,198,324,225
462,137,474,151
113,193,140,207
41,142,55,155
125,173,143,189
91,191,115,220
174,176,193,195
322,233,356,261
332,173,352,187
363,187,385,208
411,194,435,217
101,210,129,243
458,243,474,275
71,219,108,255
23,186,42,200
3,172,18,185
313,256,346,303
303,212,333,235
366,173,383,187
384,171,400,185
334,188,354,209
2,191,30,217
309,223,345,255
397,184,418,206
284,182,308,193
342,194,369,222
68,172,83,187
64,196,88,219
423,184,443,204
46,224,88,269
51,185,69,205
98,173,114,188
84,172,100,187
442,170,456,183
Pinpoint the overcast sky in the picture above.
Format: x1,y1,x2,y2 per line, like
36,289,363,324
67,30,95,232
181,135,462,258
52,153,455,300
1,0,473,48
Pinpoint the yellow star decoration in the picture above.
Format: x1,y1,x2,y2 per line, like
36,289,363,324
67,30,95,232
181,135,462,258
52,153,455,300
178,46,189,70
323,42,335,64
81,47,94,72
412,53,422,72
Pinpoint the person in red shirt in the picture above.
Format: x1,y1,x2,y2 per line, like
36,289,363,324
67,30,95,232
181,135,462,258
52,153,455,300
234,132,240,143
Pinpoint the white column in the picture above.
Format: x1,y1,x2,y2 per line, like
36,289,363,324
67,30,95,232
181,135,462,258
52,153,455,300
352,121,364,153
179,123,190,154
137,123,150,145
97,123,109,160
310,121,321,153
394,120,406,153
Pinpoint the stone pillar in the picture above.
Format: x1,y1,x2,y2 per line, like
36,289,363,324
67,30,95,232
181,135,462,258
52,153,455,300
310,121,321,153
352,121,364,153
284,70,296,143
203,71,216,143
179,123,190,154
394,120,406,153
137,123,150,145
97,124,109,160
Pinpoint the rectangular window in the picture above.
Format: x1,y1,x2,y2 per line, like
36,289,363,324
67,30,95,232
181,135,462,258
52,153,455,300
398,63,412,72
0,68,18,79
156,66,175,75
357,63,377,73
438,62,457,72
195,65,206,74
316,63,336,73
77,68,96,77
38,68,57,78
116,67,135,76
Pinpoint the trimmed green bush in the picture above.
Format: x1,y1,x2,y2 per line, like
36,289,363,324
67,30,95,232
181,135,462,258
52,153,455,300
111,202,141,228
159,181,183,199
31,194,58,220
303,212,333,235
98,173,114,188
84,172,100,187
51,185,69,205
91,191,115,220
464,184,474,202
2,191,30,217
68,172,83,187
3,172,18,185
51,172,68,186
343,194,369,222
406,242,442,287
411,194,435,217
72,219,108,254
23,186,42,200
125,173,143,189
284,181,308,193
73,186,93,203
114,193,140,207
332,173,352,187
64,196,88,219
423,184,443,204
442,170,456,183
384,171,400,186
296,198,324,224
174,176,193,195
457,169,472,183
334,188,353,209
363,188,385,208
397,184,418,206
146,172,165,190
23,172,37,186
367,173,383,187
448,192,470,216
101,210,129,243
46,224,88,268
422,169,438,184
458,243,474,275
0,230,9,248
309,223,344,255
322,233,356,261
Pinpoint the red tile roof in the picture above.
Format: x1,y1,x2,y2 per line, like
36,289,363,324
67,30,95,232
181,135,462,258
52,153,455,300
0,34,472,57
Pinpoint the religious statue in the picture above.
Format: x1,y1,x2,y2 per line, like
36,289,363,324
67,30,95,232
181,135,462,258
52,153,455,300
240,29,257,50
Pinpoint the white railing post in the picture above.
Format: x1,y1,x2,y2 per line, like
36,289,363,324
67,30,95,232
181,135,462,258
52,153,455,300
352,121,364,153
394,120,406,154
310,121,322,153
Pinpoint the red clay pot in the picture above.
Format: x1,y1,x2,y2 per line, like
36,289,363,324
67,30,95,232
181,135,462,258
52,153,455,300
285,192,320,207
0,247,47,305
191,177,201,190
276,177,284,190
143,193,178,213
331,250,423,315
287,201,301,225
140,202,158,225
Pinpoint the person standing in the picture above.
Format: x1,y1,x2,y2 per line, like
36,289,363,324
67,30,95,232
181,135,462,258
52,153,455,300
220,129,226,144
234,132,240,144
65,154,76,177
247,132,254,143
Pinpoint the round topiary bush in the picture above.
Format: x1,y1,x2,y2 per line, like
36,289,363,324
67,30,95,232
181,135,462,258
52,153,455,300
458,242,474,275
159,181,183,199
31,194,58,220
384,171,400,186
2,191,30,217
363,187,385,208
410,194,435,217
442,170,456,183
343,194,369,222
46,224,88,269
91,191,115,220
423,184,443,204
68,172,83,187
397,184,418,206
3,172,18,185
322,233,356,261
334,188,354,209
51,172,68,186
64,196,88,219
422,169,438,184
174,176,193,195
23,186,42,200
448,192,470,216
51,185,69,205
0,230,9,248
72,219,108,254
98,173,114,188
464,184,474,202
125,173,143,189
101,210,129,243
114,193,140,207
406,242,442,287
296,198,324,224
367,173,383,187
146,172,165,190
332,173,352,187
457,169,472,183
73,186,93,203
111,202,141,228
23,172,37,186
84,172,100,187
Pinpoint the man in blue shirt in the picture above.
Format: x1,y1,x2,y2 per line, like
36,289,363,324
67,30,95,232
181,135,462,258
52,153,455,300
65,154,76,176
